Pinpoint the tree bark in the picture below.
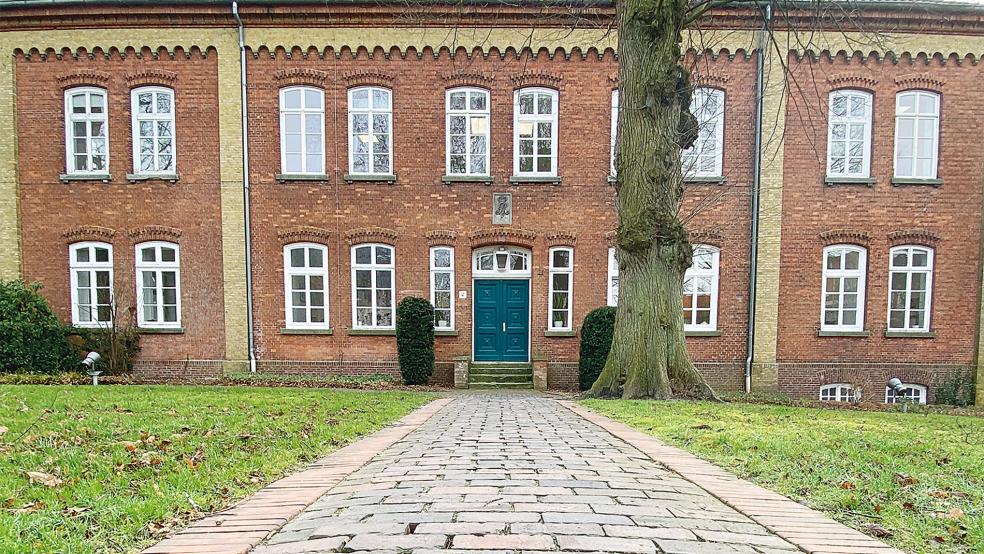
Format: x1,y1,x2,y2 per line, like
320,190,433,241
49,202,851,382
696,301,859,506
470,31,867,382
586,0,718,400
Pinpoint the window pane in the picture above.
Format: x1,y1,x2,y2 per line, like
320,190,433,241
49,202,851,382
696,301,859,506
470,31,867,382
552,249,570,268
309,248,324,268
433,249,451,268
375,247,392,265
355,246,371,264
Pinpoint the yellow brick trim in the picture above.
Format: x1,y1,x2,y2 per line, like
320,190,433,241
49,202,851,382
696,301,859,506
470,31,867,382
0,39,20,280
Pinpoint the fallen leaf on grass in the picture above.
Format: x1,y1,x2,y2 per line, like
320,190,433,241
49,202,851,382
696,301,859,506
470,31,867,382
12,501,45,514
863,523,893,538
147,521,171,536
942,508,965,520
840,481,856,490
929,490,951,499
0,425,8,436
894,473,918,486
933,536,946,544
62,506,89,517
26,471,63,488
2,498,15,509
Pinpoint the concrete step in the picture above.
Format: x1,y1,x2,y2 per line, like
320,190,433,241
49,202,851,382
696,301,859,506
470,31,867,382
468,373,533,384
469,382,534,389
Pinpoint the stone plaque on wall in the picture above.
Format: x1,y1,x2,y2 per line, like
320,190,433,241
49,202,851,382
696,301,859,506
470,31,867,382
492,192,512,225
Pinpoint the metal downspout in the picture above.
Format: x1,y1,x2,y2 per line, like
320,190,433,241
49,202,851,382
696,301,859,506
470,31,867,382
232,1,257,373
745,2,772,393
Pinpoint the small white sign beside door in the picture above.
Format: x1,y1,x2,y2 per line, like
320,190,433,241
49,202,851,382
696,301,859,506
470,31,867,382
458,290,467,299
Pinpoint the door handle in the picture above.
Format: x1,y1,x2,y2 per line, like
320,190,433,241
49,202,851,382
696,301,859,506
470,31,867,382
502,322,506,332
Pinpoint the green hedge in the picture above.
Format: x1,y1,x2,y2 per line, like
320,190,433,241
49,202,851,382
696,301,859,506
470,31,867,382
396,296,435,385
578,306,616,391
0,280,75,374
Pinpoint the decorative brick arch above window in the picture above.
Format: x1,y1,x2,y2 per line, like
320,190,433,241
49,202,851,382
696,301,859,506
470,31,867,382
691,72,730,88
688,229,724,248
509,71,562,88
341,69,395,87
425,229,458,247
545,231,577,247
62,225,116,244
345,226,398,246
825,72,879,91
273,68,329,87
56,69,111,89
468,227,536,248
127,225,182,243
124,69,178,87
441,72,495,88
277,226,332,245
894,73,945,92
888,229,940,248
819,229,871,247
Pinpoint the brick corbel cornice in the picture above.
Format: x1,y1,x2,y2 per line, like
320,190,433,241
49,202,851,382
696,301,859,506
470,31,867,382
273,68,329,87
510,71,562,89
277,225,332,245
819,229,871,247
62,225,116,243
468,227,536,248
691,72,730,89
127,225,182,243
689,229,724,248
826,72,878,91
441,72,494,88
545,231,577,247
607,73,618,86
56,69,111,88
124,69,178,87
341,69,395,88
888,229,940,248
345,226,398,245
425,230,458,247
894,73,945,92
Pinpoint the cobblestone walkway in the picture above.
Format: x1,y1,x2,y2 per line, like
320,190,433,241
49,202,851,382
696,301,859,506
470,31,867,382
252,394,800,554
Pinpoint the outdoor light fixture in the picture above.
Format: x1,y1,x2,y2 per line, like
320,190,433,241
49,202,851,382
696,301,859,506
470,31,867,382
888,377,905,394
887,377,911,411
81,352,102,385
495,246,509,271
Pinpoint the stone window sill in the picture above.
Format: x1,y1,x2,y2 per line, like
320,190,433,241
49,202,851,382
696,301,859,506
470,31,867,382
684,175,726,185
824,176,876,186
60,173,112,183
344,174,397,184
434,329,459,336
347,328,396,336
442,175,493,185
281,327,333,335
891,177,943,187
137,327,185,334
509,175,562,185
818,330,871,337
545,329,576,337
127,173,180,183
607,175,617,185
277,173,329,183
885,330,936,338
685,330,722,337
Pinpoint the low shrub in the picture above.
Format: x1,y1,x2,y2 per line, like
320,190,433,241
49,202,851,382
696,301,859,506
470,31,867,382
396,296,435,385
935,369,977,407
0,280,75,374
69,326,141,376
578,306,616,391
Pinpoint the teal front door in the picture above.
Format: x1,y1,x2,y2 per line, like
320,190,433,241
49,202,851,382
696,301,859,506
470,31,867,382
474,279,530,362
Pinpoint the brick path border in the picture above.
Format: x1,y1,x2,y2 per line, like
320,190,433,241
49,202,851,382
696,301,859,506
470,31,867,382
560,400,904,554
142,397,453,554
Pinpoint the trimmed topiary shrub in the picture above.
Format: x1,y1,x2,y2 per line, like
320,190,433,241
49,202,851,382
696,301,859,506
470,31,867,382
0,280,75,374
579,306,616,391
396,296,435,385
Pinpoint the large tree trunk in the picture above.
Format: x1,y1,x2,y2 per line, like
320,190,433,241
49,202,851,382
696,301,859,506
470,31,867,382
587,0,717,400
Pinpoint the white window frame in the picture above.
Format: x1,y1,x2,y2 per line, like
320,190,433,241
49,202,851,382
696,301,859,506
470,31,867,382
135,241,181,329
893,90,940,180
885,384,928,404
347,86,393,176
64,87,109,175
351,243,396,330
683,245,720,332
826,89,872,178
130,86,176,176
69,241,114,327
430,246,455,330
607,247,619,307
682,87,725,179
548,247,574,331
284,243,330,330
820,245,867,332
610,89,619,176
887,245,934,332
820,383,858,402
279,86,325,175
445,88,490,177
513,87,558,177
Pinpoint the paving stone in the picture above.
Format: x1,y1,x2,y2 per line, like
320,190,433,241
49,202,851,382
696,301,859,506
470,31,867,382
556,535,658,553
414,522,507,535
344,533,448,550
452,534,555,550
511,523,604,536
251,537,347,554
655,539,760,554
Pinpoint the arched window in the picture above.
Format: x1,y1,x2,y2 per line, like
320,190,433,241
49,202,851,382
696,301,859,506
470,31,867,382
348,87,392,176
827,89,872,179
885,383,927,404
64,87,109,175
430,246,455,330
131,86,176,175
888,245,934,332
683,245,720,331
548,247,574,331
135,241,181,328
473,246,530,277
69,242,113,326
682,87,725,179
351,243,395,329
513,88,558,177
820,383,858,402
446,88,490,177
821,245,867,332
280,86,325,175
894,90,940,179
284,243,329,329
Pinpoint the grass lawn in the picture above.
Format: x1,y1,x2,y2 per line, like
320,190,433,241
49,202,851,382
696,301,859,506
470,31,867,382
581,399,983,554
0,385,433,553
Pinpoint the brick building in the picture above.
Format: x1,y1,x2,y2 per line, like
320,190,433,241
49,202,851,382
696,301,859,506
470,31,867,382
0,0,982,404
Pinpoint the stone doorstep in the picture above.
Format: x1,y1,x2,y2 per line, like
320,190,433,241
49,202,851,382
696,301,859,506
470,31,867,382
559,401,906,554
139,398,453,554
